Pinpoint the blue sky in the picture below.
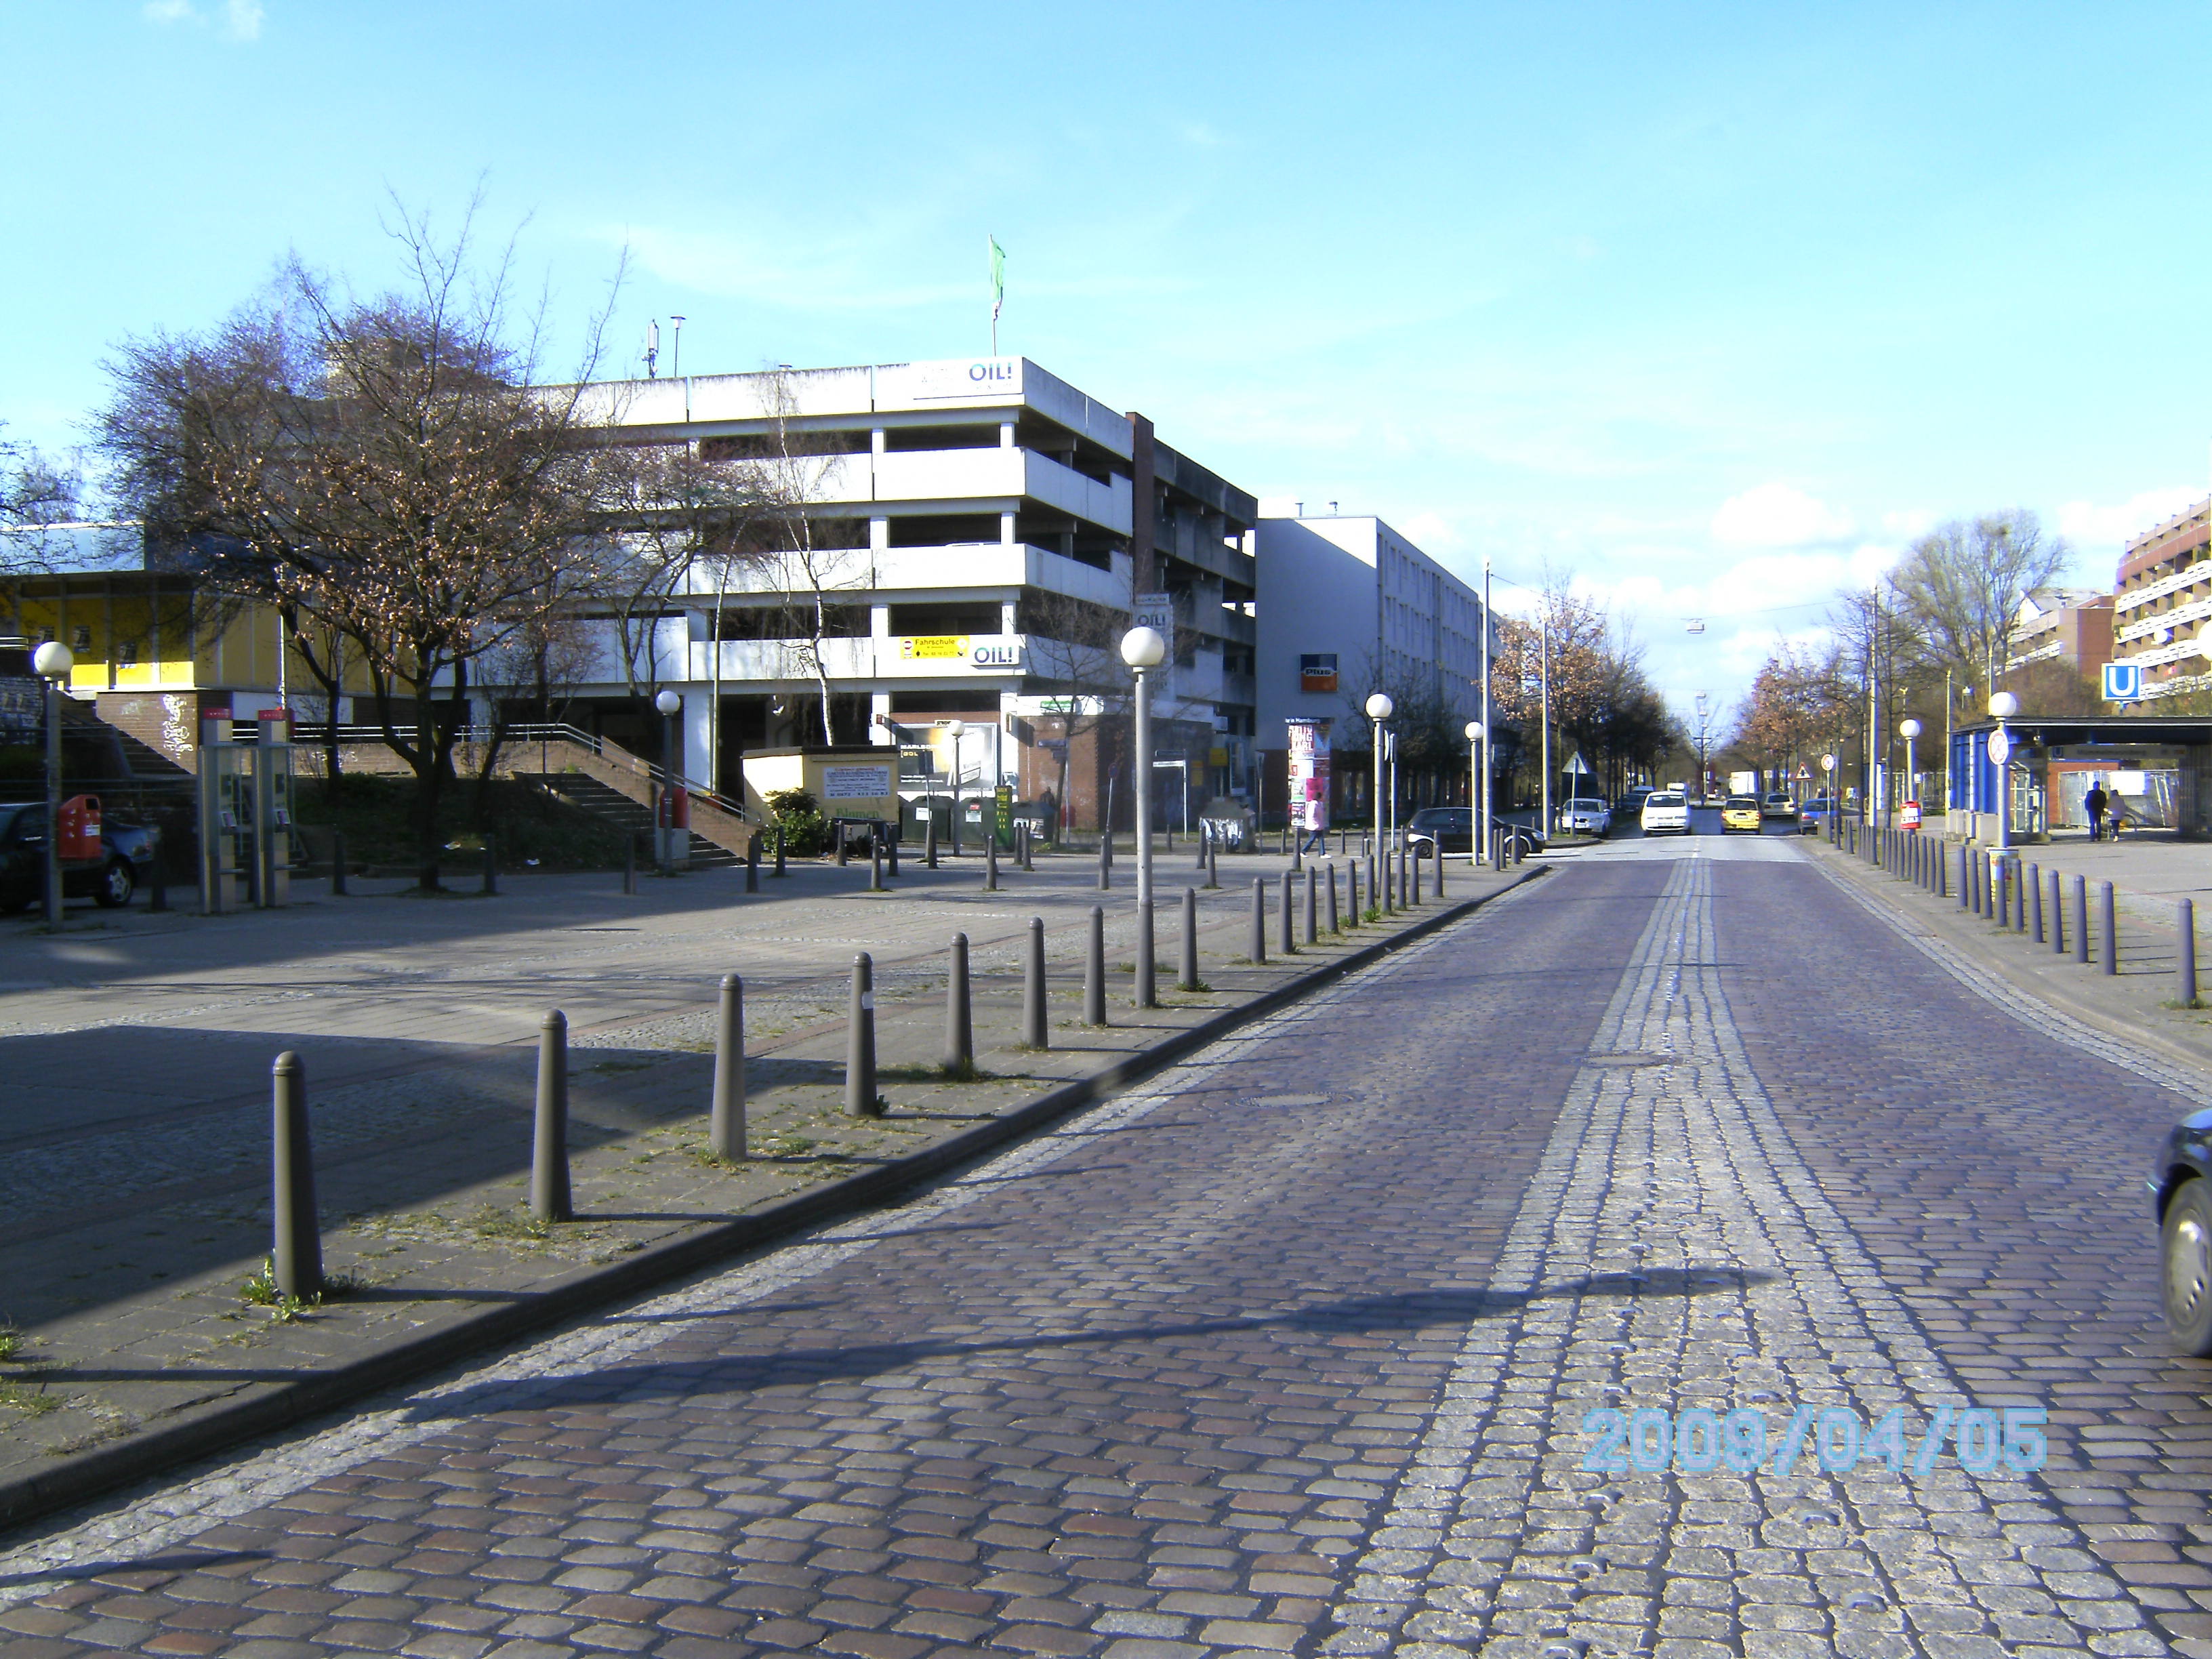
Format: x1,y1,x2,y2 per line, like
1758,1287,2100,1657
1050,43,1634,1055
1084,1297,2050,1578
7,3,2210,716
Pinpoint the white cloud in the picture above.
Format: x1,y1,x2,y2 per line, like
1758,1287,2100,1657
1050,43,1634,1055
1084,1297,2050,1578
1712,482,1856,548
2057,486,2201,550
142,0,261,37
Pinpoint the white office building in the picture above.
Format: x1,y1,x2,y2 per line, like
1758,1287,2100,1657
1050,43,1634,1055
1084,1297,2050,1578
549,358,1258,829
1252,508,1492,819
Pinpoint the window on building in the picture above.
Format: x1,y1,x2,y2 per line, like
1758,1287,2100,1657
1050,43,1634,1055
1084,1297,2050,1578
712,605,871,640
699,430,868,461
890,602,1001,637
887,514,1003,548
882,424,1002,453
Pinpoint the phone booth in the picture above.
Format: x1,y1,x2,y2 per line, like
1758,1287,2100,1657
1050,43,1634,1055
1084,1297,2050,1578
657,783,690,869
197,718,249,914
255,710,294,907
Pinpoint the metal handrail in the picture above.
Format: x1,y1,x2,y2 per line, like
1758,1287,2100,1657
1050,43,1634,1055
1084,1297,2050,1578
292,720,757,823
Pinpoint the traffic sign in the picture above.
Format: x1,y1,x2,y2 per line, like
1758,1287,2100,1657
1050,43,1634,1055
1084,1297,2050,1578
2104,661,2143,703
1987,729,2011,766
1901,800,1921,830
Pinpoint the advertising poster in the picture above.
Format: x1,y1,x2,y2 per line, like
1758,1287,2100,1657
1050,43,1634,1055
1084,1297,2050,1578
1287,718,1332,832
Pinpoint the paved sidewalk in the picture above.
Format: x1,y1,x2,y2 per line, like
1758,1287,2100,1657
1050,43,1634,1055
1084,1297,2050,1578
0,840,1537,1526
1814,829,2212,1074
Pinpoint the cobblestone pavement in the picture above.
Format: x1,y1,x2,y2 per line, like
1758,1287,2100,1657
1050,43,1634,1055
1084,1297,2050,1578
0,834,2206,1657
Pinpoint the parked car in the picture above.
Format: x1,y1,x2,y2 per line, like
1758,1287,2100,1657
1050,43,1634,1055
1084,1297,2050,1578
1799,792,1839,835
1560,797,1610,835
1719,794,1763,834
2151,1109,2212,1355
0,802,159,912
1761,792,1799,821
1405,807,1473,855
1639,790,1691,836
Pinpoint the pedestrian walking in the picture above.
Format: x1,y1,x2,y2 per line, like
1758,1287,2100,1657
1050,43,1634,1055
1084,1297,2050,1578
2086,781,2108,842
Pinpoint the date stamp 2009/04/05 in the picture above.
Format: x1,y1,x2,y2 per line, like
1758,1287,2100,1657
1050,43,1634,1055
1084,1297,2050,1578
1580,1405,2047,1477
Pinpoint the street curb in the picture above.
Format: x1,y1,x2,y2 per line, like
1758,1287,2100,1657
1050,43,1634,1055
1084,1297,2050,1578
0,862,1549,1535
1809,840,2212,1086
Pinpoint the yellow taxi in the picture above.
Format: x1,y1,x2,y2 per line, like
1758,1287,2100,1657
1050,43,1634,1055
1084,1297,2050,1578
1719,794,1763,834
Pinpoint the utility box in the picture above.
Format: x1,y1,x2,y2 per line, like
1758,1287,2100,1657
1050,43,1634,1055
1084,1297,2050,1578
657,783,690,870
198,718,247,914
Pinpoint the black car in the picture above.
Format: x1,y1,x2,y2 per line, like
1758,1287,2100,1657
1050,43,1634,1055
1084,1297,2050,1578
2153,1110,2212,1355
0,802,160,912
1406,806,1542,861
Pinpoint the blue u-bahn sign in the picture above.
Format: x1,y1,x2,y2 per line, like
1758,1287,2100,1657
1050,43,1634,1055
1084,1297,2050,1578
2104,661,2143,703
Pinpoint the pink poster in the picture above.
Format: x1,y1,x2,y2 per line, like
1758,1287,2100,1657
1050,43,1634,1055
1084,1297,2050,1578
1287,718,1332,832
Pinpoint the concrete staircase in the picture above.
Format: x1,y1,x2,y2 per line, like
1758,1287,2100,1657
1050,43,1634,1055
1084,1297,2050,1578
525,772,743,869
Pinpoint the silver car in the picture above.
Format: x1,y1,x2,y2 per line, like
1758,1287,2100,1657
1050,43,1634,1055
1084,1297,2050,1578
1560,796,1610,835
1639,790,1692,836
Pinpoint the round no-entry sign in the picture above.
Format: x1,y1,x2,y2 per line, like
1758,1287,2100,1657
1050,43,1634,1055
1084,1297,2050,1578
1988,729,2011,766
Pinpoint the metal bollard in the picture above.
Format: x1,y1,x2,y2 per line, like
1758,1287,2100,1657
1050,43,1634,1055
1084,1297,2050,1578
1292,832,1303,873
1957,846,1969,910
945,933,974,1073
1411,846,1422,905
846,954,880,1115
270,1050,323,1300
837,827,849,867
1367,853,1378,914
1196,823,1208,869
1136,899,1157,1008
1401,838,1412,897
532,1010,572,1223
1021,822,1033,871
2102,882,2118,976
1998,863,2010,929
1381,846,1393,912
1180,888,1200,991
1250,876,1267,962
985,832,999,892
2016,864,2028,933
2074,874,2089,965
1099,834,1111,891
926,814,939,869
482,836,497,897
1085,904,1108,1025
1305,865,1317,945
745,833,760,893
1281,871,1296,954
1023,918,1048,1048
2051,869,2065,956
331,829,347,897
871,829,885,892
774,826,787,878
2030,863,2043,943
712,973,745,1160
1435,841,1446,898
1347,857,1360,926
2184,897,2200,1006
1206,838,1218,890
1937,840,1947,898
1328,862,1341,933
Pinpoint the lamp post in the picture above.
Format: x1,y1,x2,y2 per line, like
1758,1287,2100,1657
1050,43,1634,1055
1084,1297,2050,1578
947,719,966,857
1366,692,1394,856
1465,720,1483,867
1480,555,1492,856
1121,626,1167,908
655,688,682,875
1987,691,2018,854
33,640,73,933
1900,717,1923,826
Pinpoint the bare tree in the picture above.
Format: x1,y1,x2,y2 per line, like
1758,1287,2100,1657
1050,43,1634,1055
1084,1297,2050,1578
0,425,81,574
1018,586,1130,823
1891,510,2070,691
97,190,625,888
753,370,865,745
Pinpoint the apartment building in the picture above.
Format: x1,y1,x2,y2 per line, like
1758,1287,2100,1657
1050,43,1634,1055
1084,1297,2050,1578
563,358,1259,827
1251,508,1492,819
2005,586,2113,678
2113,497,2212,698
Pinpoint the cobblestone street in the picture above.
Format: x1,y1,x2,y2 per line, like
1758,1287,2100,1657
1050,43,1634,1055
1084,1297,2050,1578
0,833,2206,1658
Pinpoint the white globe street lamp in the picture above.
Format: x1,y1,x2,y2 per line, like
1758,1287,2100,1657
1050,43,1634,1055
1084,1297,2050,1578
653,689,684,875
1365,693,1395,858
1986,693,2018,854
947,719,967,857
1121,627,1166,915
1899,717,1923,824
1465,720,1485,867
33,642,73,931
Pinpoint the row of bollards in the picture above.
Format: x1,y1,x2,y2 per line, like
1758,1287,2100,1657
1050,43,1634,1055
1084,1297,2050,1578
1864,825,2143,987
264,840,1474,1288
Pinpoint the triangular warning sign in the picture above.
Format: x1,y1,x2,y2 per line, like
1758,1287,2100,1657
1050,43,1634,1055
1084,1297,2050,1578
1563,752,1593,774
